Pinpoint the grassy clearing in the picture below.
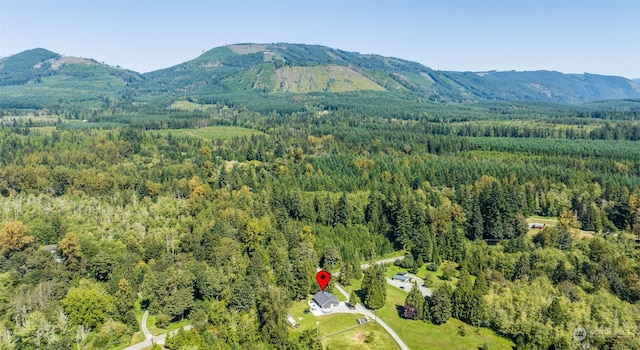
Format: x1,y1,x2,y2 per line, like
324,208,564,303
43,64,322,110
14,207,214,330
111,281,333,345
459,119,603,132
146,315,190,336
288,300,399,349
169,101,217,111
384,262,470,291
341,264,512,350
526,216,595,239
152,126,263,141
324,323,399,350
29,126,56,135
0,114,61,124
377,287,514,350
526,215,559,224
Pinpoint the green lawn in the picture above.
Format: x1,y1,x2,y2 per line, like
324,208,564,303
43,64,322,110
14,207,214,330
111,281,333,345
288,299,399,349
377,287,514,350
152,126,263,141
526,216,595,238
526,215,559,224
385,262,472,291
341,265,513,350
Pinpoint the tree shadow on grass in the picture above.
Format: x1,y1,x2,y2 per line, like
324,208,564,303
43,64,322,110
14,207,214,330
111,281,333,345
395,304,404,318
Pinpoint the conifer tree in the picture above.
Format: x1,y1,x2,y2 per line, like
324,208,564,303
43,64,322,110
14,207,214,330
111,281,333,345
512,253,531,281
334,193,349,226
349,290,358,307
361,264,386,310
403,281,424,320
430,285,452,325
452,267,474,322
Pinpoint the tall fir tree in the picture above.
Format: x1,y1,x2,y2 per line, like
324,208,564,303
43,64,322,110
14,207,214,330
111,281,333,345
334,193,350,226
361,264,386,310
430,285,452,325
403,281,425,320
451,267,474,322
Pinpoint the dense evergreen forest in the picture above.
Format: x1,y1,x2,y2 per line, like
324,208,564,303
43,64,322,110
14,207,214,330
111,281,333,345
1,99,639,349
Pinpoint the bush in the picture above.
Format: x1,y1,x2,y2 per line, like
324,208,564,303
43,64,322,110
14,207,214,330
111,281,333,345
398,255,415,269
93,319,130,349
442,263,456,280
427,262,438,271
422,273,435,288
457,325,466,336
156,313,171,328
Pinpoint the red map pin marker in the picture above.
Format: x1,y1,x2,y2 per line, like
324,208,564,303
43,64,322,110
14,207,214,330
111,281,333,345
316,270,331,291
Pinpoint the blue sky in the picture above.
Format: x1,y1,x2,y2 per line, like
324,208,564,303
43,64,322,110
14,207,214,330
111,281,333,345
1,0,639,78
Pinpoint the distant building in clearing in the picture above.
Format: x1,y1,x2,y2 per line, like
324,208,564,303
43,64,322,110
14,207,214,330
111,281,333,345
312,291,339,313
392,274,413,283
529,223,545,229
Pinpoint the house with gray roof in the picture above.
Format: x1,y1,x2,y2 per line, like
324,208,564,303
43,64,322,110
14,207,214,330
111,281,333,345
312,291,339,313
392,273,412,283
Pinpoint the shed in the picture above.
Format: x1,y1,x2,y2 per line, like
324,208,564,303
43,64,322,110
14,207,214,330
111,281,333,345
287,314,298,328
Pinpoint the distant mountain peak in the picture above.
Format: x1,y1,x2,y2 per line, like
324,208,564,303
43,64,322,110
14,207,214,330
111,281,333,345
2,43,640,107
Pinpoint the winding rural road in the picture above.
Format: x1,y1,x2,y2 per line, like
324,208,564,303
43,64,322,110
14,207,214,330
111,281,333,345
141,310,152,339
123,255,413,350
122,310,192,350
331,283,409,350
315,255,412,350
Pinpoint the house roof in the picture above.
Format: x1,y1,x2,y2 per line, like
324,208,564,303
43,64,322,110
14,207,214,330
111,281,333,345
392,274,412,281
313,291,339,309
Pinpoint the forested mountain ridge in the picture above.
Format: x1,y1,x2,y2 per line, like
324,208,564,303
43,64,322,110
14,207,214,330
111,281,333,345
0,48,142,108
2,43,639,108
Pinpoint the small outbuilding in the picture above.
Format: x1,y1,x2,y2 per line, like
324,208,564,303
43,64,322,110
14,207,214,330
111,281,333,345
287,314,299,328
312,291,339,313
529,223,545,229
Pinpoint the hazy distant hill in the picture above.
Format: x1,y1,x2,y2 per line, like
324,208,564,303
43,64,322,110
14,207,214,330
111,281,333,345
480,70,640,104
1,44,639,108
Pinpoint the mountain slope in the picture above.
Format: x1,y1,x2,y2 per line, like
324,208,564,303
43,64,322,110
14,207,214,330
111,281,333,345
135,43,640,104
0,48,142,107
1,43,639,108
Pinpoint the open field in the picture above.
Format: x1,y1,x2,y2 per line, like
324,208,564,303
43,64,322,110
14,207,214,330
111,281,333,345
169,100,217,111
526,215,595,238
339,268,511,350
384,263,470,291
377,286,514,350
152,125,263,141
